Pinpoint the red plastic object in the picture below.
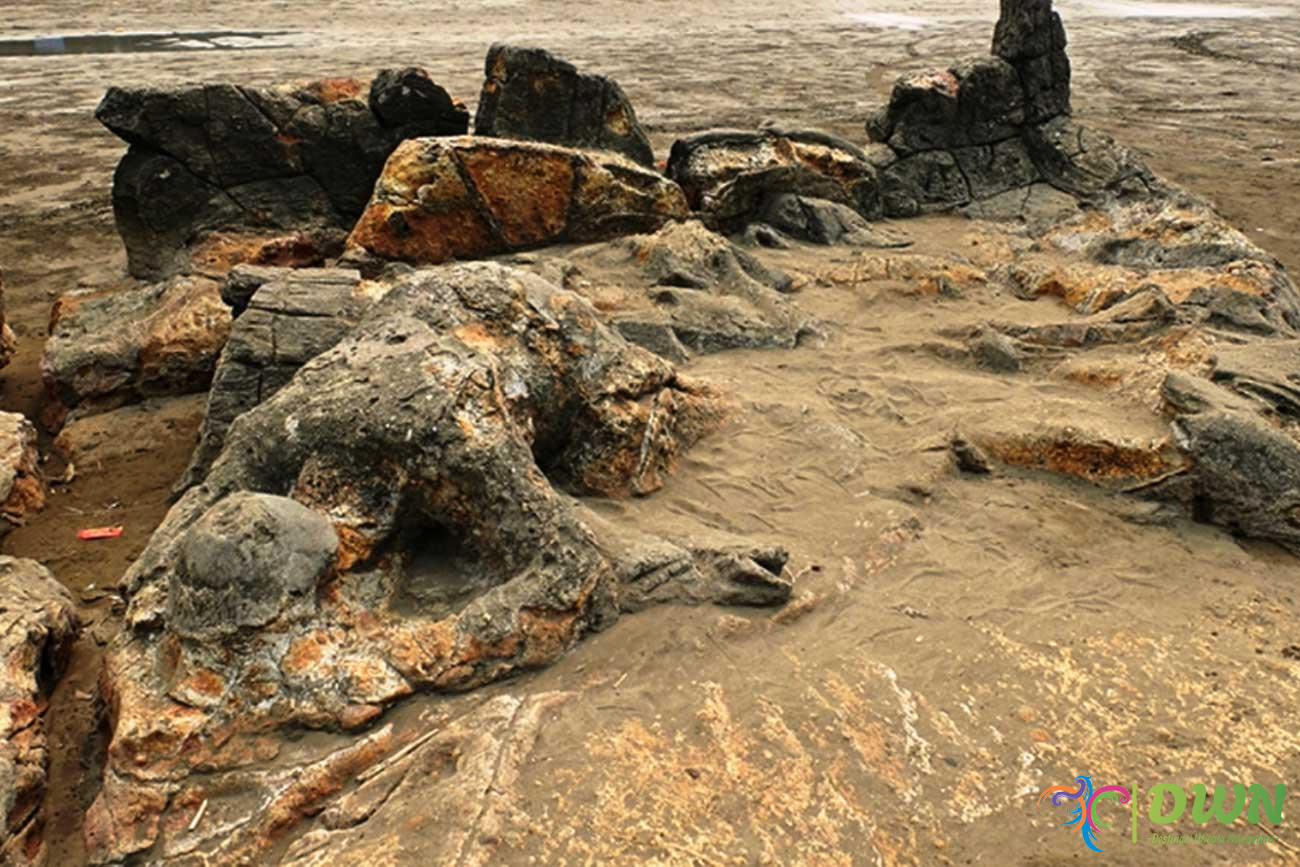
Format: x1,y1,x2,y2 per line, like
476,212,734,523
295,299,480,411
77,526,124,541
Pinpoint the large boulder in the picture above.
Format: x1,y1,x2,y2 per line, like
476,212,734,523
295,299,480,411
473,44,654,167
87,263,791,862
666,128,885,231
0,414,45,536
41,275,230,431
97,71,470,280
344,137,688,268
0,558,79,867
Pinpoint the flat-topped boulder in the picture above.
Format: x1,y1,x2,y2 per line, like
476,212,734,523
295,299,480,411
344,137,688,268
41,275,230,431
97,70,470,280
474,44,654,166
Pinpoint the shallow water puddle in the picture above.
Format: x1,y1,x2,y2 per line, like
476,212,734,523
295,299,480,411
0,31,296,57
1080,1,1289,18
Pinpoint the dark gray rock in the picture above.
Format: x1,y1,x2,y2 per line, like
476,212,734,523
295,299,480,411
993,0,1071,122
873,60,1026,156
1022,117,1156,201
1170,409,1300,553
970,328,1024,372
177,267,367,493
880,151,971,218
169,492,338,640
473,44,653,166
368,67,469,138
97,75,468,280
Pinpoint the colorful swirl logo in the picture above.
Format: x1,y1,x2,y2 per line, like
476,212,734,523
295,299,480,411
1037,775,1132,852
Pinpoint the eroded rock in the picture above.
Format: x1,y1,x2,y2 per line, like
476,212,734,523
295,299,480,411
666,128,884,231
561,220,814,357
41,276,229,431
474,44,654,166
867,0,1155,219
0,557,79,867
97,73,470,280
176,267,375,493
87,262,791,862
0,413,46,535
344,137,688,269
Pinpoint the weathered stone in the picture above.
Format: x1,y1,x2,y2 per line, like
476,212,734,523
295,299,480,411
1168,406,1300,553
0,414,45,535
97,74,469,280
41,275,229,431
880,151,970,218
345,137,687,269
0,557,79,867
368,67,470,138
169,492,338,640
1209,340,1300,417
862,1,1115,217
993,0,1071,122
872,60,1026,155
88,262,790,861
473,44,654,167
759,194,912,247
177,267,372,493
666,128,882,230
1022,117,1155,201
969,327,1024,373
54,395,206,467
562,220,814,357
969,421,1188,487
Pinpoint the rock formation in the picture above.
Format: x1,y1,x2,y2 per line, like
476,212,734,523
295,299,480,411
0,413,46,535
176,266,375,493
473,44,655,166
559,220,815,359
666,127,887,231
344,137,688,268
97,70,469,280
69,0,1300,861
0,558,79,867
87,263,790,862
865,0,1150,218
41,275,230,431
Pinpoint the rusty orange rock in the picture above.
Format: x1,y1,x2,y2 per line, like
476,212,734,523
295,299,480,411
345,137,688,268
0,414,45,534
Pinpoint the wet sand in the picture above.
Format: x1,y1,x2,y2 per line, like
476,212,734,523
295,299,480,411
1,1,1299,864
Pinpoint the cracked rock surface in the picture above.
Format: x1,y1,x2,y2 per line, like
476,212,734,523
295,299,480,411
0,557,79,867
97,71,470,280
